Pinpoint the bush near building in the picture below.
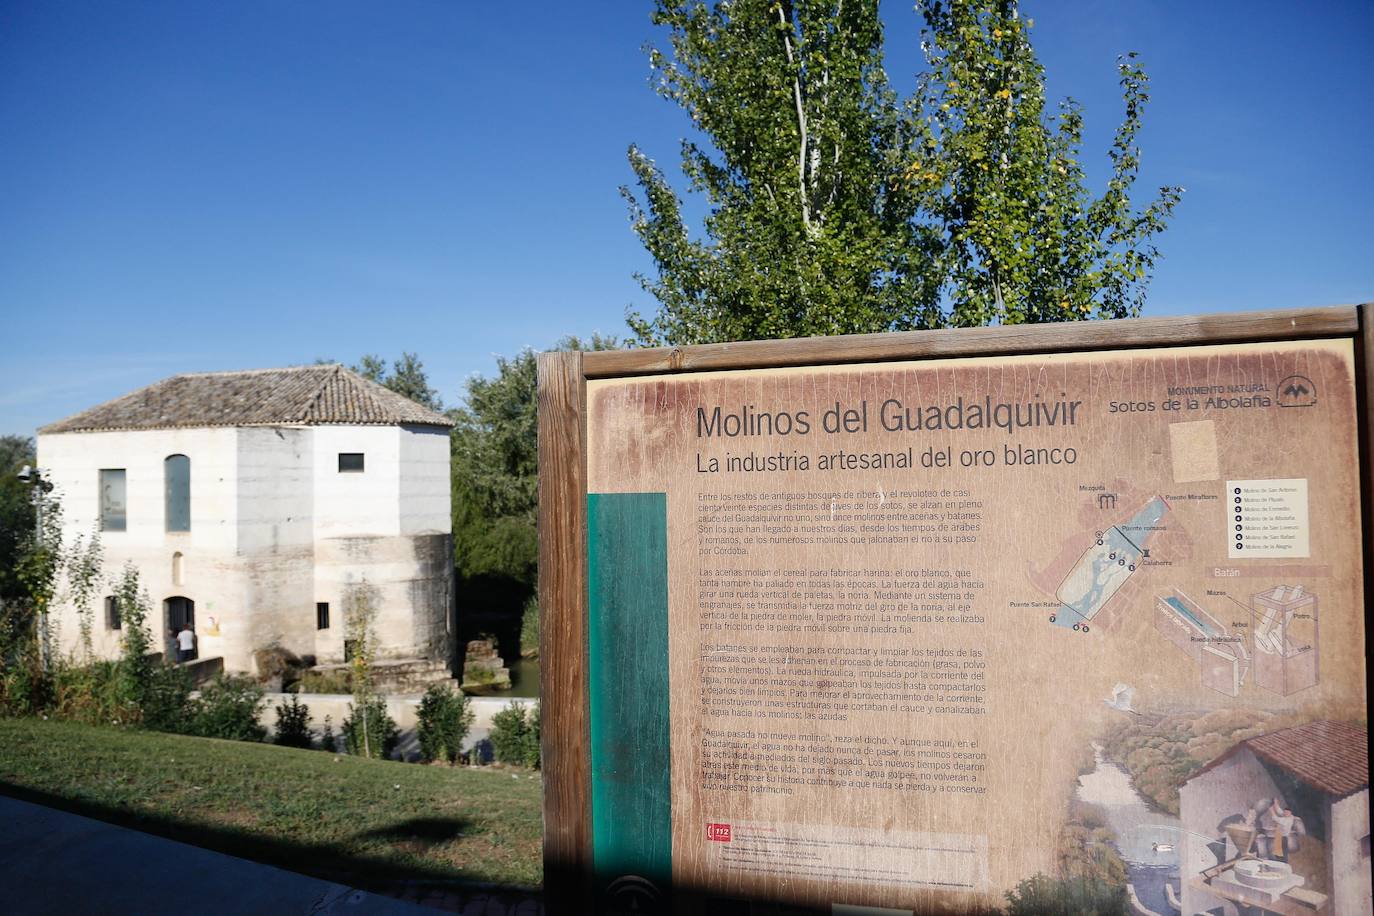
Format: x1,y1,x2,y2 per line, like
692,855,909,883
342,695,399,759
489,702,540,769
273,695,313,749
417,683,474,765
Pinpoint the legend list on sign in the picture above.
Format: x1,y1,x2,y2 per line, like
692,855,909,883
1227,478,1309,558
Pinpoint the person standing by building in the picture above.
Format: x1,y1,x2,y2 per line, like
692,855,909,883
176,624,196,663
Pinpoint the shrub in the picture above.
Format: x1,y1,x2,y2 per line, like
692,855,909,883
273,695,313,749
112,565,155,712
519,595,539,658
293,669,351,694
520,703,540,769
1005,873,1127,915
417,683,474,765
342,695,398,759
141,663,193,733
188,675,266,742
0,640,51,718
319,715,337,752
490,702,539,768
52,659,129,725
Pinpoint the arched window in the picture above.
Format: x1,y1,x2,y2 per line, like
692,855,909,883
165,454,190,532
172,551,184,586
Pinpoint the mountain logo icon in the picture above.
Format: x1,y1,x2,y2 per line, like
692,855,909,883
1276,375,1317,407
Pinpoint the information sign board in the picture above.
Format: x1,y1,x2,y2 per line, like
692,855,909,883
538,306,1373,915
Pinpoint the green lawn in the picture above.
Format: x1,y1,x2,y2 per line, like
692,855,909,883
0,718,543,891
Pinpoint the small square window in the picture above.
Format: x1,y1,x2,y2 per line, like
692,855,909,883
316,602,330,630
338,453,364,472
105,596,122,630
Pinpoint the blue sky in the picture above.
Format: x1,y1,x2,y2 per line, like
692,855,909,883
1,1,1370,437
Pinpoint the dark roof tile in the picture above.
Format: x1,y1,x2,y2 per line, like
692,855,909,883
1191,719,1368,798
39,365,452,433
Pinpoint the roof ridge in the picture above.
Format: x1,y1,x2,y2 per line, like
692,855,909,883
301,364,344,423
339,365,412,422
172,365,340,379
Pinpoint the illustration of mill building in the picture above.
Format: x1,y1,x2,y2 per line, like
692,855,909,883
36,365,455,676
1179,720,1370,916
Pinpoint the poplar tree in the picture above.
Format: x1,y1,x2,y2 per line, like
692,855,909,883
625,0,940,345
908,1,1182,324
624,0,1181,344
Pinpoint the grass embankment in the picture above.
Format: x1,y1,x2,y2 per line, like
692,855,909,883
0,718,542,891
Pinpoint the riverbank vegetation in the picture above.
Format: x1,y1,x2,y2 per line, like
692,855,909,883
1100,707,1306,814
1004,796,1129,915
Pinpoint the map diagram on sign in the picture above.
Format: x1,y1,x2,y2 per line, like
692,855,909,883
1050,496,1170,631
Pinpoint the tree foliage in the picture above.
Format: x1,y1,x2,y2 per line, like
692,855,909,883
625,0,1181,344
489,701,540,768
909,1,1181,323
350,352,444,411
1004,873,1127,915
449,335,617,594
65,526,103,659
417,682,474,765
626,0,937,344
113,563,155,714
0,435,36,604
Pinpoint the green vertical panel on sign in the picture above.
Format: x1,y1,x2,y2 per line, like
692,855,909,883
587,492,671,890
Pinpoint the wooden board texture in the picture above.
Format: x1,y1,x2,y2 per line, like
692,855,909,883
536,350,591,906
583,306,1359,378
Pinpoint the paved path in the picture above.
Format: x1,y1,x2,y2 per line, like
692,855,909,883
0,796,541,915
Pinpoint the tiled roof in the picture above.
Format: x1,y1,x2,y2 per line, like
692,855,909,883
39,365,452,434
1191,720,1368,798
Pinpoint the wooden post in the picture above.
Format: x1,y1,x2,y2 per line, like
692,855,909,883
536,350,592,911
1358,303,1374,626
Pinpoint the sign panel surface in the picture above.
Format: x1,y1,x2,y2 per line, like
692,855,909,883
585,339,1368,914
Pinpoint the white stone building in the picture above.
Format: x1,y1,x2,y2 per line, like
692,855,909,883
37,365,454,675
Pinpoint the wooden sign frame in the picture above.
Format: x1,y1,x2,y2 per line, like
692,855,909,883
536,303,1373,913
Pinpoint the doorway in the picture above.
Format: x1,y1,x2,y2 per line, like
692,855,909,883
165,596,196,661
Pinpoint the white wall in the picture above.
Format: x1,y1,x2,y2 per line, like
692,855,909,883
236,428,312,554
234,427,314,665
39,428,240,552
311,425,452,666
1331,790,1372,916
39,428,240,662
312,426,401,538
38,423,452,675
399,425,451,536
